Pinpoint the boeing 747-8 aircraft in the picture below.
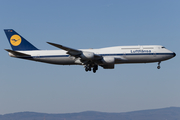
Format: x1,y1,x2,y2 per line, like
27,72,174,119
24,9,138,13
4,29,176,73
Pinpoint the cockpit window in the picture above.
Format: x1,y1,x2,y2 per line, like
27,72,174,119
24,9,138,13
162,47,166,48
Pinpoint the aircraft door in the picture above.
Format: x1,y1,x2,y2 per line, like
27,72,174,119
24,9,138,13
153,51,156,57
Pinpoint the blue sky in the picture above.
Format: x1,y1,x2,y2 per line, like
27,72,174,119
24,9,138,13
0,0,179,114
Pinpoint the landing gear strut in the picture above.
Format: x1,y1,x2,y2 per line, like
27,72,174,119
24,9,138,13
157,62,161,69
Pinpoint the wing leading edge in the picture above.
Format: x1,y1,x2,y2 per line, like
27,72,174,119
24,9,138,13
47,42,82,56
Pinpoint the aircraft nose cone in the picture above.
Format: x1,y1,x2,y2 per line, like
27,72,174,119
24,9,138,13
173,52,176,57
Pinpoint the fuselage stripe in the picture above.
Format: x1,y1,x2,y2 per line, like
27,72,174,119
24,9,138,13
18,53,174,59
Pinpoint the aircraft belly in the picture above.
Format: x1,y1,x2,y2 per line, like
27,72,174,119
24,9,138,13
34,57,76,65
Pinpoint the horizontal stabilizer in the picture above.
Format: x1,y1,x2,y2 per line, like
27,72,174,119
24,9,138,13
5,49,31,57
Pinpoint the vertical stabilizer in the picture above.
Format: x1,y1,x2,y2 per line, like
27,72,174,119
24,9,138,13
4,29,38,51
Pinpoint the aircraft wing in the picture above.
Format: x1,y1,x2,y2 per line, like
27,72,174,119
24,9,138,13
47,42,82,56
5,49,31,57
47,42,102,59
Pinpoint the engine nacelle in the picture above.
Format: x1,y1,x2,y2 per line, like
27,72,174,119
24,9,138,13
80,52,94,60
102,64,114,69
101,56,115,69
102,56,115,64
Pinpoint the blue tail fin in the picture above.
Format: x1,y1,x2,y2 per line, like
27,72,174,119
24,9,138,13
4,29,38,51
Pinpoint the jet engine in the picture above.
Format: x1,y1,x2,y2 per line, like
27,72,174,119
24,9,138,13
101,56,115,69
80,52,94,60
102,56,115,64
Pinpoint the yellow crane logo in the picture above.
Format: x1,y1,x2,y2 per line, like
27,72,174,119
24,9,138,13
10,35,22,46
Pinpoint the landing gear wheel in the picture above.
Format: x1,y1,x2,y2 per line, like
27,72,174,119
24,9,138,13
85,64,92,72
93,69,96,73
93,65,98,73
85,64,98,73
85,67,89,72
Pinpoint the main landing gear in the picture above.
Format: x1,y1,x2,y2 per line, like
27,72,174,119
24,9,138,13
85,64,98,73
157,61,161,69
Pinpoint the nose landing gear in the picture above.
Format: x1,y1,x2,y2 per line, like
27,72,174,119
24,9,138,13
157,62,161,69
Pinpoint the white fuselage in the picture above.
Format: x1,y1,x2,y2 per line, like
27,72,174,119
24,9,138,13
9,45,175,66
